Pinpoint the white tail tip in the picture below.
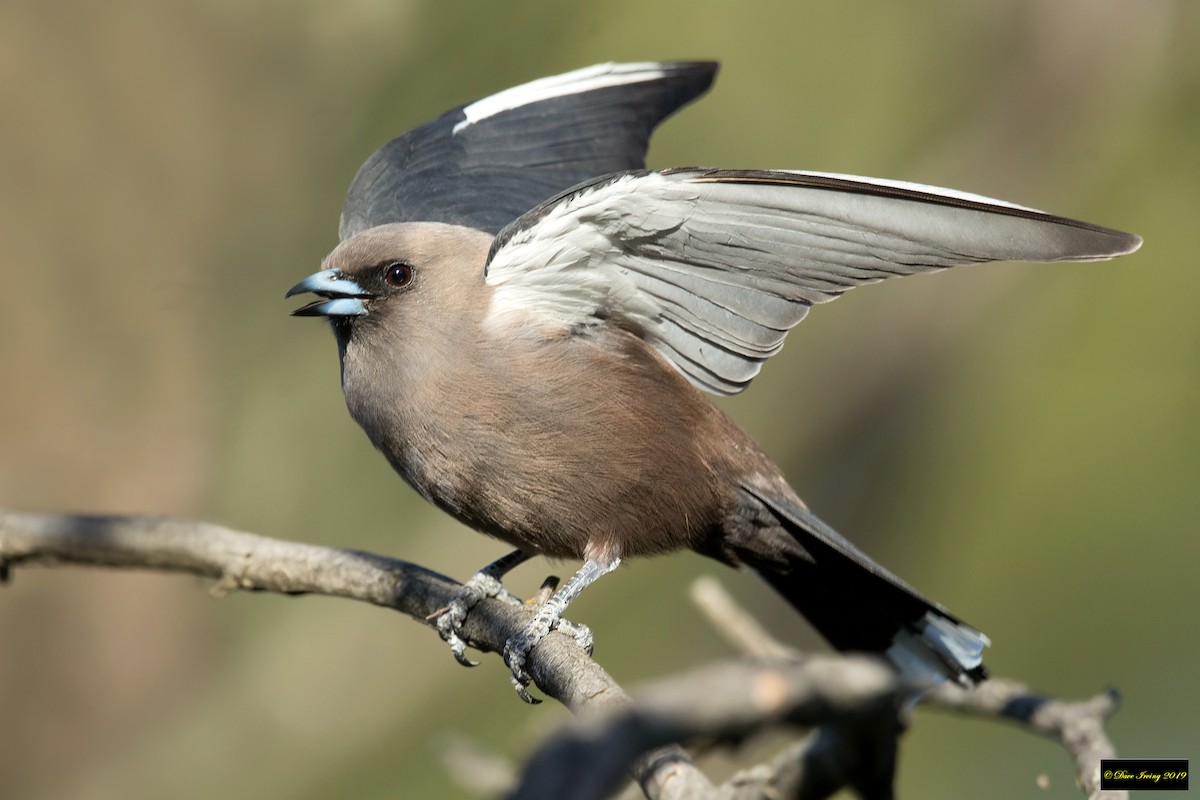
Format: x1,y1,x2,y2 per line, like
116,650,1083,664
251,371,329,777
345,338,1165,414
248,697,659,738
886,611,990,687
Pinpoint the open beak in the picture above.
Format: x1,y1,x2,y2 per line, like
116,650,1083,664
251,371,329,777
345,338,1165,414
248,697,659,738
286,269,370,317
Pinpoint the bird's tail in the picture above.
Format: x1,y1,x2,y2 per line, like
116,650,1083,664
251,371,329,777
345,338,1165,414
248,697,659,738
738,485,989,686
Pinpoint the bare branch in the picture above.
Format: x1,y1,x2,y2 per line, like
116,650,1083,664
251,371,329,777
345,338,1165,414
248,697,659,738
510,655,905,800
0,510,708,798
1,512,1127,800
924,680,1126,800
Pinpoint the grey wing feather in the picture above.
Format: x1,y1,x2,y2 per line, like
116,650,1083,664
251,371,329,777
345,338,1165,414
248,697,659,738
485,168,1142,394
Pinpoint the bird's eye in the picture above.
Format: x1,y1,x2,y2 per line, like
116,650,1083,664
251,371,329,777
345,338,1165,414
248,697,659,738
384,261,414,288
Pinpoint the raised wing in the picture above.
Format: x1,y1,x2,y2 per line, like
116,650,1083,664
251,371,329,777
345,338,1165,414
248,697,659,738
339,62,717,239
484,168,1142,394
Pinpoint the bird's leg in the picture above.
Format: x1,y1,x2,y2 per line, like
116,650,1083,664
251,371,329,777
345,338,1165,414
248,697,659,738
431,549,531,667
504,557,621,704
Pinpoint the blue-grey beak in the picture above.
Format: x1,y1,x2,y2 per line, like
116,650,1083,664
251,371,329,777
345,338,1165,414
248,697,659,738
286,269,370,317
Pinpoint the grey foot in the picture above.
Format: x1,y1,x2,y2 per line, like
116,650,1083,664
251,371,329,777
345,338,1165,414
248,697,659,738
502,606,595,704
500,557,620,703
502,610,554,705
432,570,522,667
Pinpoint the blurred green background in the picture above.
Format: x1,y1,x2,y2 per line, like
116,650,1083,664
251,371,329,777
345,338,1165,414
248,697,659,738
2,1,1196,798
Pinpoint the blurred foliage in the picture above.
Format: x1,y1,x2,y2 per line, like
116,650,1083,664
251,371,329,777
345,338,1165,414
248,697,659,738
1,1,1197,798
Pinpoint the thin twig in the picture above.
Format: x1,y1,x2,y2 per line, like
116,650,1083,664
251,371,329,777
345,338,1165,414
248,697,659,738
690,575,799,660
924,680,1126,800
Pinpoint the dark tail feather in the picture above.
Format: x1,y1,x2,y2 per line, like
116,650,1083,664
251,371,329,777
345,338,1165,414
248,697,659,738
739,485,989,685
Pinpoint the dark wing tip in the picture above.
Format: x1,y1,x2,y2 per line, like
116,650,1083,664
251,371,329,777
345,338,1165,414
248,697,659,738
658,59,719,91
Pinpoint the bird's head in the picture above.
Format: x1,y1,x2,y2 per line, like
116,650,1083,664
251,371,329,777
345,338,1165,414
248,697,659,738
287,222,493,341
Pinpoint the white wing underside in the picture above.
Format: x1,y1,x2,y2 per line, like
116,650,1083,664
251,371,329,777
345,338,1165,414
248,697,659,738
484,169,1141,395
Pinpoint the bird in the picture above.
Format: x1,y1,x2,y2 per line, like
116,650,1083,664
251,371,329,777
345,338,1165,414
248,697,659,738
287,61,1141,702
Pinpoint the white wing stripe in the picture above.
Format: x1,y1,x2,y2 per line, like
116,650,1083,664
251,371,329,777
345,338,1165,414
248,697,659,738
454,63,669,134
789,170,1039,212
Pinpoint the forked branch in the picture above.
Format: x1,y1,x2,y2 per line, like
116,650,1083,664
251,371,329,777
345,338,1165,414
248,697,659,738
0,511,1125,799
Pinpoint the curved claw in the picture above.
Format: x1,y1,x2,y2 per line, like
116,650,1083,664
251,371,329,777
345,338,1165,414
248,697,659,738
509,672,541,705
440,625,480,668
431,599,480,667
503,637,542,705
